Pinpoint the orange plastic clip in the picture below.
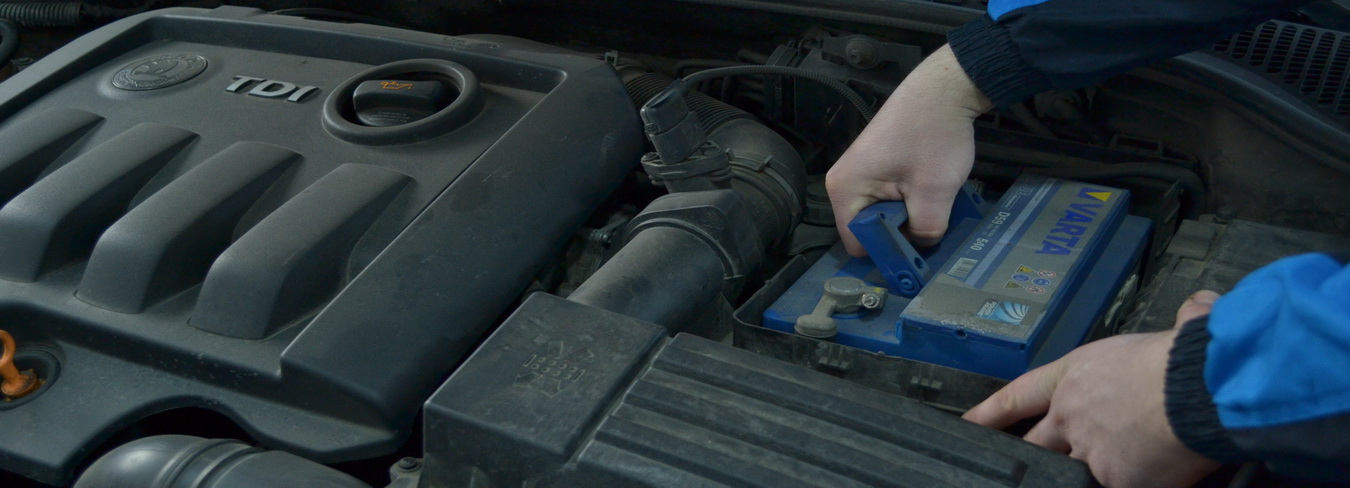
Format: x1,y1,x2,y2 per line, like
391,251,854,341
0,330,38,400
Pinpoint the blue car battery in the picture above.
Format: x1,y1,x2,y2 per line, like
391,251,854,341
763,175,1152,379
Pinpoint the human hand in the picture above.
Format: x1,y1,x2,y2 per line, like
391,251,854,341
962,291,1225,487
826,44,992,255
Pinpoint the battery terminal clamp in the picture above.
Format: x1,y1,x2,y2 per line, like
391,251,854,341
795,277,888,339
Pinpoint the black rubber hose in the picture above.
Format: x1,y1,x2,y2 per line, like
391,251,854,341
576,68,812,329
709,118,807,246
0,1,160,27
0,19,16,69
0,2,81,27
568,227,727,328
75,435,372,488
681,65,877,121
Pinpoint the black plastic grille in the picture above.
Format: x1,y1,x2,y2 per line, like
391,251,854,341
1213,20,1350,117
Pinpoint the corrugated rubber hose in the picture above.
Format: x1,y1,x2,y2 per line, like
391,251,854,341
0,2,81,27
0,1,156,27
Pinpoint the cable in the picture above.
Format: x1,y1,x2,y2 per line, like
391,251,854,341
680,65,876,121
1025,162,1204,203
972,157,1207,217
1022,162,1206,216
975,141,1206,212
672,59,745,78
0,20,17,69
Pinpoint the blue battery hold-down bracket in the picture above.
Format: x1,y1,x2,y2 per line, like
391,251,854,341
848,185,985,297
764,175,1152,379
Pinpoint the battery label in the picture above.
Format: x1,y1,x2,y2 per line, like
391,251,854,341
902,175,1129,343
976,299,1029,325
946,177,1058,288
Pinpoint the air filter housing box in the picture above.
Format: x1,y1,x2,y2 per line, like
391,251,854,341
425,293,1093,487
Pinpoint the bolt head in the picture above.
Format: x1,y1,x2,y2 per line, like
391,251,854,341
843,39,879,68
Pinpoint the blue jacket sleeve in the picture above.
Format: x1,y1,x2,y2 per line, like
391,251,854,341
1165,252,1350,480
947,0,1314,108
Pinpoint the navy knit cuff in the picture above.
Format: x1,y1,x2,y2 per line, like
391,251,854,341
1165,316,1248,463
946,14,1052,109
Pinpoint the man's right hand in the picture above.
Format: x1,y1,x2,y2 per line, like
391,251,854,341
826,44,993,255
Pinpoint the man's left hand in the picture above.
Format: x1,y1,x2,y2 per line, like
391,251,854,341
962,291,1224,487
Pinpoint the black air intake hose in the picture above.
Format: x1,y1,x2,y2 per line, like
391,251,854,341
568,67,809,330
620,66,806,247
567,226,729,327
74,436,372,488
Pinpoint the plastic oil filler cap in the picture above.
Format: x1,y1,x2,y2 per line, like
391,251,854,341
352,80,452,127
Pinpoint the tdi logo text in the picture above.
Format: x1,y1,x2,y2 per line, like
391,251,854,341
1036,188,1111,255
225,76,320,103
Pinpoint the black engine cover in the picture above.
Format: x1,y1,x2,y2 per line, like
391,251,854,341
0,7,641,484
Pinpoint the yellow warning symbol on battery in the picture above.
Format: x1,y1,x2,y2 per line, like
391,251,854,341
1017,265,1035,274
1005,281,1023,289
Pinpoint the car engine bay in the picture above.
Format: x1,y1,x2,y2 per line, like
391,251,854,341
0,1,1348,487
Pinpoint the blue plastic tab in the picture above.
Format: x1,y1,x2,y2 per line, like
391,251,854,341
848,202,928,297
846,184,984,297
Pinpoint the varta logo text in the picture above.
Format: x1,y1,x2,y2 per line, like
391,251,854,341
1036,188,1110,255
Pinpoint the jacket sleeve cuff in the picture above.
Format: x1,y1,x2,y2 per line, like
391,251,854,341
946,14,1052,109
1165,316,1248,463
